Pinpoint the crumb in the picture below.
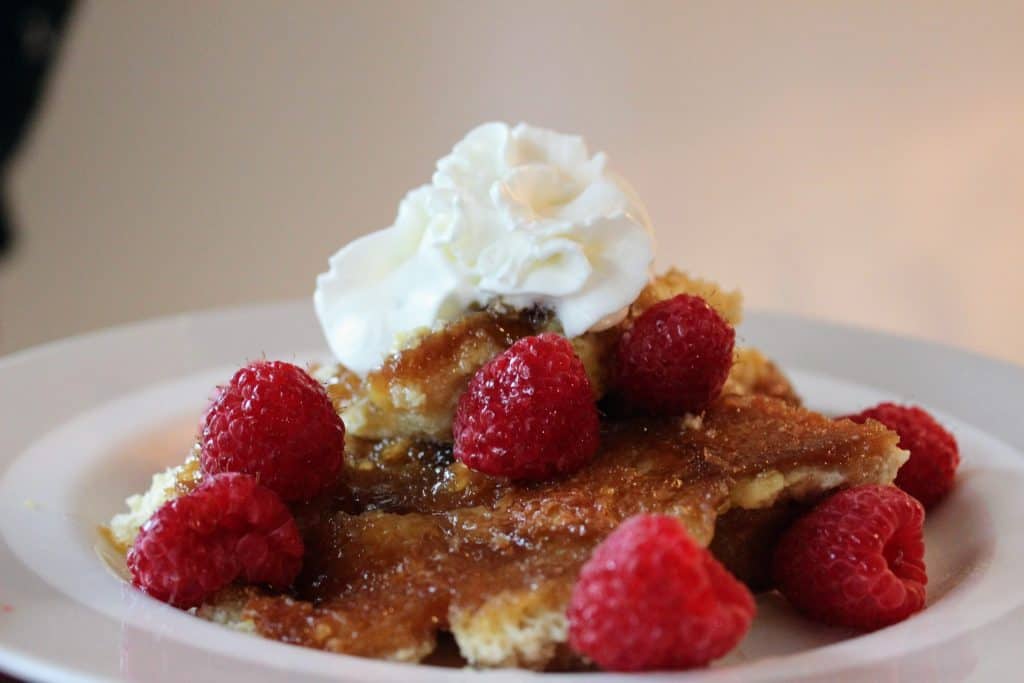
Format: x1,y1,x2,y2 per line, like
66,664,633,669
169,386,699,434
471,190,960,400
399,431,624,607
681,414,704,432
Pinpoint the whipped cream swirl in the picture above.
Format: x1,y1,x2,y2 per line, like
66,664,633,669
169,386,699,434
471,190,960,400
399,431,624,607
314,122,655,375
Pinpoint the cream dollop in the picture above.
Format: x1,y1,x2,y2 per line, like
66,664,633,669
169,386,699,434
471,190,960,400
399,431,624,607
314,122,654,375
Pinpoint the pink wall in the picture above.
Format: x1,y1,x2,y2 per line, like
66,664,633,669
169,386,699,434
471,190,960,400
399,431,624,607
5,1,1023,362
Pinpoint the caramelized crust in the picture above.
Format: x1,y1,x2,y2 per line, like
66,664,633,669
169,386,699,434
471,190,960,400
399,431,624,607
234,396,906,667
325,312,551,441
724,347,800,405
110,271,895,670
629,268,742,325
325,270,745,442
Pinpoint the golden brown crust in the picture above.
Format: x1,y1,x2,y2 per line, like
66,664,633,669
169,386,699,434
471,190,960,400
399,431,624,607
117,268,901,669
723,347,801,405
325,311,546,441
629,268,743,325
229,395,906,666
326,270,746,442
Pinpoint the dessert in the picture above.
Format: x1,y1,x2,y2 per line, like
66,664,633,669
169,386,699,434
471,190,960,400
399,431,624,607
107,122,957,672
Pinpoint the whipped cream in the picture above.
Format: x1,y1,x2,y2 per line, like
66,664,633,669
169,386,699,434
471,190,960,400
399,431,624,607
314,122,655,375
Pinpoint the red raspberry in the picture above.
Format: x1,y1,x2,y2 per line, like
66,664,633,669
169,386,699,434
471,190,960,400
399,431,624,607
200,360,345,501
127,473,304,608
773,485,927,631
842,403,959,508
568,515,755,671
616,294,735,416
453,333,599,481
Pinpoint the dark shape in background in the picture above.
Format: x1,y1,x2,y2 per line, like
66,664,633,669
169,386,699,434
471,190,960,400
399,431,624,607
0,0,74,262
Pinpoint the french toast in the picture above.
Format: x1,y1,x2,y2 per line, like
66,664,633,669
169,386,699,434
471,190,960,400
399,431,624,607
109,120,932,673
106,339,797,551
194,394,905,668
107,269,904,670
324,270,745,442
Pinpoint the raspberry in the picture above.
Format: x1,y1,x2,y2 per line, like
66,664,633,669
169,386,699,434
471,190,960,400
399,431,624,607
616,294,735,416
567,515,755,671
200,360,345,501
127,473,304,608
453,333,599,481
842,403,959,508
773,485,927,631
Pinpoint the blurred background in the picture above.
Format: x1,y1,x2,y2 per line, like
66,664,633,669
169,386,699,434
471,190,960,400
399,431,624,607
2,0,1022,363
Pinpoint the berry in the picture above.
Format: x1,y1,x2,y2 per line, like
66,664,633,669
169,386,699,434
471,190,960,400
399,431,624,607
842,403,959,508
567,515,755,671
453,333,599,481
773,485,927,631
128,473,304,608
616,294,735,416
200,360,346,501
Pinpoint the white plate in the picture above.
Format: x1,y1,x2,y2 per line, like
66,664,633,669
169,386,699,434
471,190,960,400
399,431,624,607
1,302,1022,683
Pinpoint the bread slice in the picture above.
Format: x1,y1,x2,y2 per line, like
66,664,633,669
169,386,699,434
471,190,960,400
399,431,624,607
323,270,743,442
214,395,905,668
105,272,899,670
